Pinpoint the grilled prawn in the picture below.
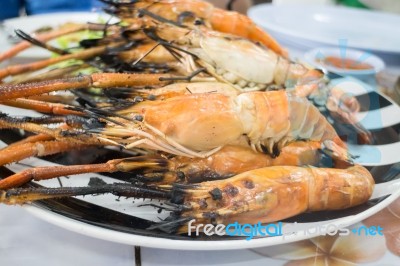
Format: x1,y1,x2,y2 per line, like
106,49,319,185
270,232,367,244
143,23,321,93
102,0,287,56
0,86,374,234
0,89,348,159
0,163,374,234
176,164,374,232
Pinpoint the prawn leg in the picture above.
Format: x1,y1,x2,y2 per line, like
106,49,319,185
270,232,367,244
1,98,84,116
0,113,118,148
14,29,69,56
0,183,171,205
6,134,54,147
0,44,123,80
0,73,174,100
0,140,89,168
0,156,168,190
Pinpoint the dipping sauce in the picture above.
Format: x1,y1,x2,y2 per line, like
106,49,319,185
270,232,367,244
319,56,374,70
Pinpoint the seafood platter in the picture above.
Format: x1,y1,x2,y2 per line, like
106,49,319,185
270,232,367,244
0,0,399,250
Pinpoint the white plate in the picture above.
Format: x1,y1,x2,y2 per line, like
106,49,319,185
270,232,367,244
22,187,400,250
1,145,398,250
0,12,116,59
248,4,400,54
1,78,400,250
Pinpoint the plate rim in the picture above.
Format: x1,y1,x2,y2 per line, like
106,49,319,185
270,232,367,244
248,4,400,54
1,11,114,59
22,189,400,250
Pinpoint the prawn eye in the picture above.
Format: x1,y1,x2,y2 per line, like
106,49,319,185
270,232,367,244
134,115,144,122
193,19,204,26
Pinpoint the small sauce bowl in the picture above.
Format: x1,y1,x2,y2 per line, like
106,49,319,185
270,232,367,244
304,47,385,78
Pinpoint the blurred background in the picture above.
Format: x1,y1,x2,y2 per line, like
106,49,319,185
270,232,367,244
1,0,399,20
0,0,105,20
0,0,398,100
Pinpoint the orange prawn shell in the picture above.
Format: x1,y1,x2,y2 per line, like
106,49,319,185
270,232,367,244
127,90,347,156
184,165,374,226
128,0,287,56
167,142,322,184
177,142,321,177
187,166,311,225
244,91,290,143
139,93,245,150
209,8,288,57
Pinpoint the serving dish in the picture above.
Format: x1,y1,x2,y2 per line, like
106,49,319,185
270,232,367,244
1,77,399,250
0,12,116,59
248,4,400,53
304,47,385,77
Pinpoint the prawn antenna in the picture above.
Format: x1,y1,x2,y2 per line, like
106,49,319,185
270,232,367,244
15,29,69,55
